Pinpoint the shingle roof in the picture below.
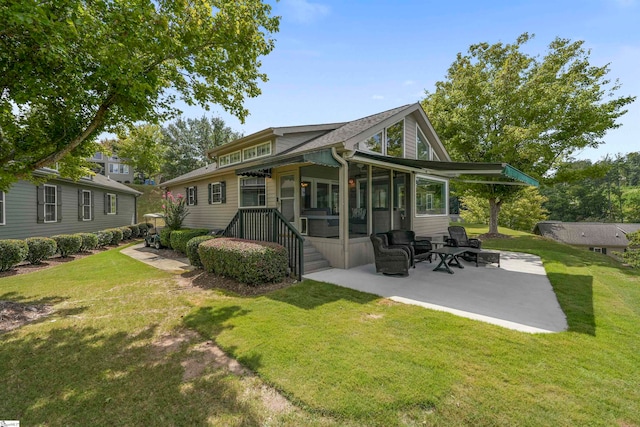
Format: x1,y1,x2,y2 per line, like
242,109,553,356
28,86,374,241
35,168,141,195
534,221,640,247
161,163,219,187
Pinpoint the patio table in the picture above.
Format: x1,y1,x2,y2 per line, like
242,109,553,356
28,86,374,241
430,246,468,274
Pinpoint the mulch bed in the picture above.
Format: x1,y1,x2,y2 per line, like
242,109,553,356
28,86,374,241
183,270,297,297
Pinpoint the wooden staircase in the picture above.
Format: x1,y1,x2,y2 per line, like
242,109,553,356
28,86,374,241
303,239,331,274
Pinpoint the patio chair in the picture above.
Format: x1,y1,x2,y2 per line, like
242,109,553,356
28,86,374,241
446,226,482,262
370,233,411,276
387,229,432,264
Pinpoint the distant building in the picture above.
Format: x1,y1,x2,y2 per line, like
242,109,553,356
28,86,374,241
533,221,640,259
88,152,136,184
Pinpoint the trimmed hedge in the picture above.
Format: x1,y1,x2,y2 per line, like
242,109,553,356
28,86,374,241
159,228,173,249
127,224,140,238
0,239,29,272
120,226,133,240
25,237,57,264
136,222,149,236
170,228,210,254
186,235,216,268
95,230,113,248
76,233,98,252
104,228,123,245
52,234,83,257
198,238,288,285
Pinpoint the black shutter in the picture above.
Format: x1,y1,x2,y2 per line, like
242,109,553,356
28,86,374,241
56,185,63,222
78,189,83,220
104,193,108,214
221,181,226,203
115,194,118,214
208,183,212,204
185,187,188,204
194,186,198,205
37,185,45,223
90,191,95,221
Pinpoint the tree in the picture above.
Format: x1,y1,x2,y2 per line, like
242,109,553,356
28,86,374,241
114,124,166,181
161,116,242,181
422,33,635,235
0,0,278,190
622,230,640,268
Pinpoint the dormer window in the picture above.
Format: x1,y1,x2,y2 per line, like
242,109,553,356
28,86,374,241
243,141,272,161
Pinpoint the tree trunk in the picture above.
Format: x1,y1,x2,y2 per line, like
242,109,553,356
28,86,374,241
489,198,502,234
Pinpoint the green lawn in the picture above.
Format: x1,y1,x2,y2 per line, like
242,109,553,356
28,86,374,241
2,231,639,426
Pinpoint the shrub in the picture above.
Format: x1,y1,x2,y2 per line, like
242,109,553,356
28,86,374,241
120,226,133,240
186,235,215,268
52,234,83,257
95,230,113,248
104,228,123,245
163,192,189,229
136,222,149,236
75,233,98,252
25,237,57,264
159,228,173,249
127,224,140,238
0,239,29,271
170,228,210,254
198,238,288,285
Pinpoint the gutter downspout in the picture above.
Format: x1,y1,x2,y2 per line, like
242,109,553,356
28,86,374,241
331,147,350,269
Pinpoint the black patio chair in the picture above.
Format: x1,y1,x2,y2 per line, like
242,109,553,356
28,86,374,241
370,233,411,276
446,226,482,262
387,229,432,264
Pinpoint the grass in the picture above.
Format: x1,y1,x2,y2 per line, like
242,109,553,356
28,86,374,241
2,229,640,426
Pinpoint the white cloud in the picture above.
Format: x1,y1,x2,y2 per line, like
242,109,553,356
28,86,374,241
281,0,330,24
372,95,385,100
403,80,416,86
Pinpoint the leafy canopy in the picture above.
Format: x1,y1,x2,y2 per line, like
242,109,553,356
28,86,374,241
113,124,166,181
0,0,279,190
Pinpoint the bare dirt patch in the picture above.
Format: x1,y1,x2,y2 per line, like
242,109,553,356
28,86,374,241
0,300,53,333
182,270,298,297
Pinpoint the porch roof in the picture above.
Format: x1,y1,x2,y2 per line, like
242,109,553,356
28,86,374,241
235,149,341,177
350,151,539,187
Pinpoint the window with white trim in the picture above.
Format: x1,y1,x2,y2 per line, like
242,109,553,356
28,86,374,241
415,175,447,216
109,163,130,174
239,177,266,207
0,191,5,225
94,152,103,160
107,193,117,214
210,182,222,204
416,127,432,160
361,119,405,157
186,186,197,206
44,184,57,222
82,190,92,221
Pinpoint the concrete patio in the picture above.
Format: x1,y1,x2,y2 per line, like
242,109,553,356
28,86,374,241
303,251,568,333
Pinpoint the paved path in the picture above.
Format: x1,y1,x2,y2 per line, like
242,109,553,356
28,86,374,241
304,251,568,334
121,243,193,273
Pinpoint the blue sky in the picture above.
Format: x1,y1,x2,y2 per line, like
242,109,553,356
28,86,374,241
181,0,639,161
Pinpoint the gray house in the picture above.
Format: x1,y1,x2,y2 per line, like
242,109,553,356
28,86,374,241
163,103,536,275
0,168,140,240
534,221,640,258
88,152,136,183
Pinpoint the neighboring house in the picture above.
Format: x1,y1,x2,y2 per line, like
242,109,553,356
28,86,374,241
533,221,640,258
163,103,536,273
0,168,140,240
88,152,136,184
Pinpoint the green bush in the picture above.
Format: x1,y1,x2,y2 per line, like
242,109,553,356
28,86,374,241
198,238,288,285
170,228,210,254
159,228,173,249
75,233,98,252
120,226,133,240
95,230,113,248
25,237,57,264
0,239,29,271
52,234,83,257
127,224,140,238
136,222,149,236
104,228,123,245
186,235,215,268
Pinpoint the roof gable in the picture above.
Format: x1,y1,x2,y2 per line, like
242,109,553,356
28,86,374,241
534,221,636,247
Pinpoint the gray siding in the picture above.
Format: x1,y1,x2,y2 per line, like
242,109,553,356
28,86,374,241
275,131,329,154
0,179,137,240
404,115,417,159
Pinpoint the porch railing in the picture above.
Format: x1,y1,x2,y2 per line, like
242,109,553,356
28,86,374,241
223,208,305,281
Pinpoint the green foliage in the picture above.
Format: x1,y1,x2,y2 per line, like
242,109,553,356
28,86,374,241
119,226,133,240
422,33,635,233
0,239,29,271
161,116,242,180
185,235,216,268
162,192,189,230
104,228,123,246
127,224,140,238
169,229,210,255
623,230,640,268
51,234,83,257
198,238,288,285
75,233,99,252
0,0,279,190
95,230,113,248
136,223,149,236
24,237,58,265
114,124,166,180
159,228,173,249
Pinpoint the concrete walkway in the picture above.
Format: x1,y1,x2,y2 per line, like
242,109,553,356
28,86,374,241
121,243,193,273
304,251,568,334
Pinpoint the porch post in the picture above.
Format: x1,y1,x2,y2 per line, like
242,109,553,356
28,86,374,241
331,147,350,269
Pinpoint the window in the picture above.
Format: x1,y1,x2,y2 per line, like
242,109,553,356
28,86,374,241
0,191,4,225
363,132,383,153
209,182,224,204
109,163,130,174
239,177,266,207
44,184,57,223
94,152,103,160
218,150,242,167
416,127,431,160
106,193,117,214
81,190,92,221
415,176,447,216
186,186,197,206
361,120,405,157
243,141,271,161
